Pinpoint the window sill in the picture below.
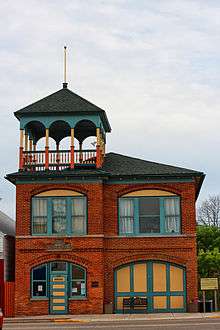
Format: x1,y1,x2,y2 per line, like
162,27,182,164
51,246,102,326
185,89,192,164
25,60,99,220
69,297,87,300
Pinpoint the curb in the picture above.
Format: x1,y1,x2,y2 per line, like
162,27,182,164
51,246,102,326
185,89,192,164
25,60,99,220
4,313,220,324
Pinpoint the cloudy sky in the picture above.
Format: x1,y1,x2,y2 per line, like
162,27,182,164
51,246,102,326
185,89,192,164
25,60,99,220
0,0,220,218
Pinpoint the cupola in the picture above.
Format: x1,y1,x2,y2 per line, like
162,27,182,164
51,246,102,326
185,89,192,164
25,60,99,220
15,85,111,171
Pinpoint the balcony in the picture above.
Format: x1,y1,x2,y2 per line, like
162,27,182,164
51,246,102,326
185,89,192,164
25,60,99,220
21,149,97,171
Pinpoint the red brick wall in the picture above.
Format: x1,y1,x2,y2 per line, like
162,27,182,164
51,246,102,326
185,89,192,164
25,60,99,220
14,181,198,316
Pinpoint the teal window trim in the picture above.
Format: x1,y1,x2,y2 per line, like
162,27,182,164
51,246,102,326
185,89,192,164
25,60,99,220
70,264,87,299
32,196,87,236
31,264,48,299
119,196,181,236
31,262,87,300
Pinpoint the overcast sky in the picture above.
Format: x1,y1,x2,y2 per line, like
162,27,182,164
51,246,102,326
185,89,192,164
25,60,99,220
1,0,220,218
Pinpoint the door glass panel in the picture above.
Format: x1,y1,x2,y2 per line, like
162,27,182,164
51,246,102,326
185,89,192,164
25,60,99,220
117,266,130,292
52,199,67,234
133,263,147,292
170,296,184,309
153,296,167,309
170,266,183,291
153,263,166,292
51,262,66,272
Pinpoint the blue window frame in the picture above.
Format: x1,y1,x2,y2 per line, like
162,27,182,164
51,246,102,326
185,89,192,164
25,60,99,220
119,196,180,236
70,264,86,298
31,264,48,298
32,196,87,236
31,262,87,299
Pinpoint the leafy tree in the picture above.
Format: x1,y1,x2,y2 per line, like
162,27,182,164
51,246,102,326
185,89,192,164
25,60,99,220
197,226,220,251
197,226,220,278
198,248,220,278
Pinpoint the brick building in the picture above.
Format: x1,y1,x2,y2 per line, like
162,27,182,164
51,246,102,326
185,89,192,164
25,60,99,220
6,82,205,316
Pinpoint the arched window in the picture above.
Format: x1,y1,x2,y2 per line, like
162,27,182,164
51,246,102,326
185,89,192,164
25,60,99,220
31,262,86,299
32,190,87,236
119,190,181,236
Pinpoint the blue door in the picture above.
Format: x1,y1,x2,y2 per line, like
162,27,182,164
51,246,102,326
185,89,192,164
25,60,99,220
49,262,68,314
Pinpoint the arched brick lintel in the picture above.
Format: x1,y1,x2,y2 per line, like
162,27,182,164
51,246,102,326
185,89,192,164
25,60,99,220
117,184,185,198
110,253,187,271
27,253,94,274
29,184,90,199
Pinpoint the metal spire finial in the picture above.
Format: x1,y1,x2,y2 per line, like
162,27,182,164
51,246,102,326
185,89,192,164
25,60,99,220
63,46,68,88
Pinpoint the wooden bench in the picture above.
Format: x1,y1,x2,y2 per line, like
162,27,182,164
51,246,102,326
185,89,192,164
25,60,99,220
123,297,147,313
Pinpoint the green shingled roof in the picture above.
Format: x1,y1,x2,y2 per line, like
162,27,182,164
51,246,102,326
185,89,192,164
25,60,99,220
103,152,204,177
14,87,111,132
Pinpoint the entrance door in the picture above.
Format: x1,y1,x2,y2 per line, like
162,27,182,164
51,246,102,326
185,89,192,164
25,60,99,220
49,261,68,316
50,274,68,314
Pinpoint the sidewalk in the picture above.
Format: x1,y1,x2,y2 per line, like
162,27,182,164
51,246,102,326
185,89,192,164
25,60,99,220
5,312,220,324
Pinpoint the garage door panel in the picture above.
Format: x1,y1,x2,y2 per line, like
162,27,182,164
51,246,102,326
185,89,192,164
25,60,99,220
134,263,147,292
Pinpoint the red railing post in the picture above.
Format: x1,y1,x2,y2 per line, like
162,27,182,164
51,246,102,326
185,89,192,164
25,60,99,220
45,147,49,169
96,146,101,168
70,128,74,169
70,146,74,169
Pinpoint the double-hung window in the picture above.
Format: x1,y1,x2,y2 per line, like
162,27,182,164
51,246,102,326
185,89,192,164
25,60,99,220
119,196,180,236
32,196,87,236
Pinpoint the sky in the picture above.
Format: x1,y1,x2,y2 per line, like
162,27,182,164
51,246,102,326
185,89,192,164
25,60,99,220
0,0,220,218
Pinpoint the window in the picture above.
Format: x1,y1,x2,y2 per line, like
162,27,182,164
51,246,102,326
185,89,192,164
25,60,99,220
31,262,86,299
119,196,180,235
32,264,47,297
32,196,87,236
32,199,47,234
71,265,86,297
52,199,67,234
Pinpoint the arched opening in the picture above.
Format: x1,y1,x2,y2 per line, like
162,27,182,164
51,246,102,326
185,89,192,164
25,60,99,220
31,261,86,314
82,136,97,149
114,261,186,313
74,120,96,145
24,121,46,150
49,120,71,145
37,136,56,150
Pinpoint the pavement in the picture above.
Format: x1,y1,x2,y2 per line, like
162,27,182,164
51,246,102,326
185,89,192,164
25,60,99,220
4,312,220,324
